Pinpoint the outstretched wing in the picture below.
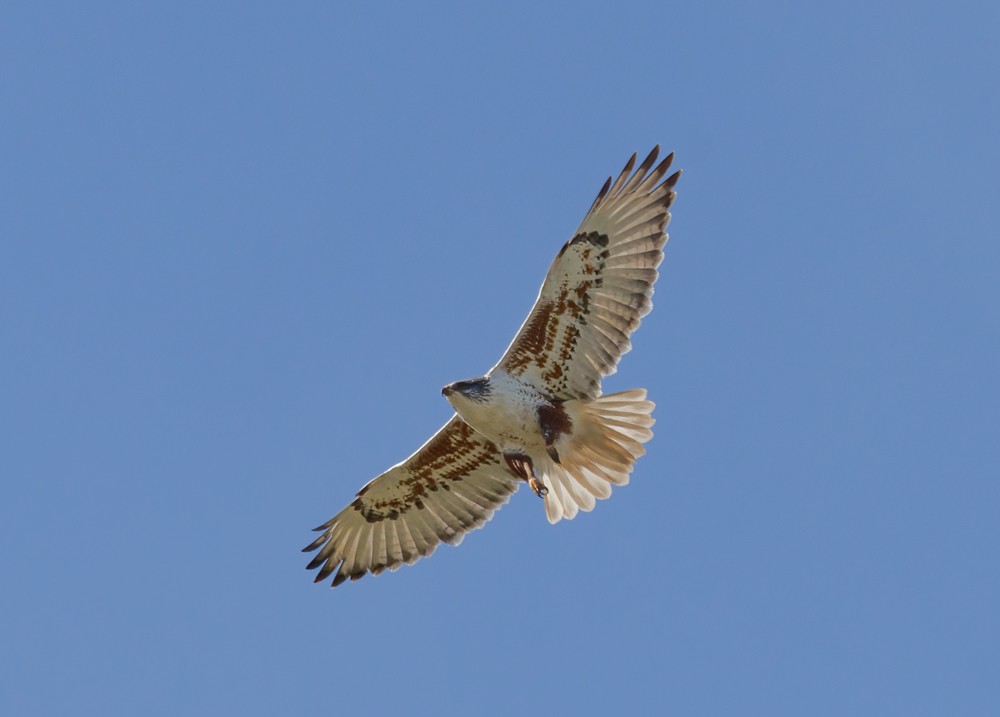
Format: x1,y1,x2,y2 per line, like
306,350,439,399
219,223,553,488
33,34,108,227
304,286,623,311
304,416,520,587
495,147,680,399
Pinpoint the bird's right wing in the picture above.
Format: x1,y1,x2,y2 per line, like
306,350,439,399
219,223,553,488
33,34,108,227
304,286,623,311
304,416,520,587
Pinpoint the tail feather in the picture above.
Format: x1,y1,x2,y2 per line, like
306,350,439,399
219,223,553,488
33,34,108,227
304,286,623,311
565,460,613,500
540,389,655,524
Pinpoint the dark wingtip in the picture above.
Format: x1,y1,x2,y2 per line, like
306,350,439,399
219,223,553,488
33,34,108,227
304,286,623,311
589,175,613,211
653,152,675,178
665,168,682,188
622,151,638,175
314,558,340,583
641,145,660,169
597,175,612,198
303,532,329,553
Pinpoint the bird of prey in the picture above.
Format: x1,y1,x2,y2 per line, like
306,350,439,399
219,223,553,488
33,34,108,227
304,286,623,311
305,146,681,587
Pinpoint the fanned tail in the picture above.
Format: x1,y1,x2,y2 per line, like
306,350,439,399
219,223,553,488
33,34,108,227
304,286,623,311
539,389,655,524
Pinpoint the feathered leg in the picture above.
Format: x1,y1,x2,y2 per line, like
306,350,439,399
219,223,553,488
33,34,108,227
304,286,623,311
503,452,549,498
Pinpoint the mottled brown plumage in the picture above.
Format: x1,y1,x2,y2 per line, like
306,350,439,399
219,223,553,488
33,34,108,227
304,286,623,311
305,147,680,587
495,148,679,400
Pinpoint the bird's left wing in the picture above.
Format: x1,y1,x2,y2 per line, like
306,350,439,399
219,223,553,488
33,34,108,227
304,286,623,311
494,147,680,399
304,416,520,587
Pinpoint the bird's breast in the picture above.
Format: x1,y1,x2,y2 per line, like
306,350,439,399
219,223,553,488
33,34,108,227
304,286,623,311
450,376,547,452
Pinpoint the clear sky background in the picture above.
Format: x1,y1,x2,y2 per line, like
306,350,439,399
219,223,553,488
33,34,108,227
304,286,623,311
3,2,998,715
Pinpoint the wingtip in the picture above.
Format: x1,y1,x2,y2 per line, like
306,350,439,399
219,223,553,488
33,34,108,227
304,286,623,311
314,558,340,583
312,518,333,532
655,151,675,177
590,175,613,209
641,145,660,169
606,151,639,198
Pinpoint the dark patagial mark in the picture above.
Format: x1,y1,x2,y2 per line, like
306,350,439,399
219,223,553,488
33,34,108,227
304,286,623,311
321,419,496,525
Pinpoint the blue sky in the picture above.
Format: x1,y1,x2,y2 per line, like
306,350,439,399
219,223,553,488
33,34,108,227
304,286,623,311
3,2,998,714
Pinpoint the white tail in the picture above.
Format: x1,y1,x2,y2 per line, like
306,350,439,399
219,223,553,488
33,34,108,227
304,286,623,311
539,389,655,524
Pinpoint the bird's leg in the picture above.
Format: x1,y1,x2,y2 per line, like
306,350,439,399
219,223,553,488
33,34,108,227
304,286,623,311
503,452,548,498
528,474,548,498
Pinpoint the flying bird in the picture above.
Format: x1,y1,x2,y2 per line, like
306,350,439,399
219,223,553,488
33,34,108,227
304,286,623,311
305,146,681,587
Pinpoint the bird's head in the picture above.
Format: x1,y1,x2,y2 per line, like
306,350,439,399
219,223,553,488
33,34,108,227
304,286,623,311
441,377,493,408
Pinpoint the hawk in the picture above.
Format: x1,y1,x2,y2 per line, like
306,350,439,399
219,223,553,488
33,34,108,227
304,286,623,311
305,147,681,587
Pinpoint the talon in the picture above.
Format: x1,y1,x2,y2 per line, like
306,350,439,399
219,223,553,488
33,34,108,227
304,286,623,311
529,477,548,498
